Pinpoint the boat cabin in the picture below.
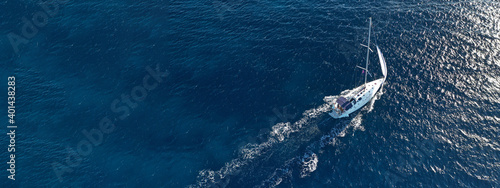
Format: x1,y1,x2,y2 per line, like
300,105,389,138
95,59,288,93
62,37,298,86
336,97,353,113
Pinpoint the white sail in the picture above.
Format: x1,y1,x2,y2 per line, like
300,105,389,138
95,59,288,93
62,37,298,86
376,46,387,78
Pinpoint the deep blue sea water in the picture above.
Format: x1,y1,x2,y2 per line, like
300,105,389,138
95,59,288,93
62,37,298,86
0,0,499,187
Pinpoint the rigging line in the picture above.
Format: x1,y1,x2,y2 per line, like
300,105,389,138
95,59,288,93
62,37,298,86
372,20,380,46
318,117,332,127
373,30,378,46
350,64,357,88
364,17,372,87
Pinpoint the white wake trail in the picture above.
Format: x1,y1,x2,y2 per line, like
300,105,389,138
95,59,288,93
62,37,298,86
190,102,333,188
191,87,382,187
260,92,381,187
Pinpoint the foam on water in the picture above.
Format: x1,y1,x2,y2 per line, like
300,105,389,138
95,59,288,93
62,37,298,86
299,151,318,178
257,92,380,187
192,89,366,188
191,101,333,187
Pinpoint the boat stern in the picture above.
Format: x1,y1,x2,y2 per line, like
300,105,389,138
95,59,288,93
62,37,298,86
328,102,349,119
328,110,341,118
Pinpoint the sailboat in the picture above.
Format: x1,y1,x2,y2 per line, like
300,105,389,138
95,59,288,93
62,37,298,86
328,18,388,119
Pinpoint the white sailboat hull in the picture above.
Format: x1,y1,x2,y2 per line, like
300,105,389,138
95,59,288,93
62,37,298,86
328,78,385,119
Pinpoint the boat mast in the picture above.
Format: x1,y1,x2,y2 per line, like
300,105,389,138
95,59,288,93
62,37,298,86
364,17,372,87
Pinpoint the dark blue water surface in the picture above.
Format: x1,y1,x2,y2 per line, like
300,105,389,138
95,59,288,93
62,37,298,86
1,0,499,187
